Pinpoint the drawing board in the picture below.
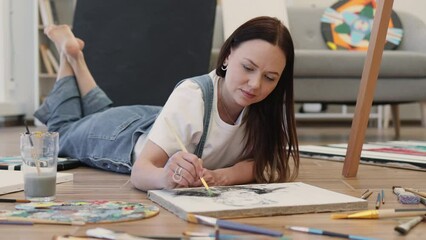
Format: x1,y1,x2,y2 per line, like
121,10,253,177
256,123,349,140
148,182,367,220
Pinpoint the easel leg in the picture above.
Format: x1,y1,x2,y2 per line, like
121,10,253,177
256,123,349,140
342,0,395,177
390,104,400,139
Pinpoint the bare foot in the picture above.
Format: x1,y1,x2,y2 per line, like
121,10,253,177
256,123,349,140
44,25,84,58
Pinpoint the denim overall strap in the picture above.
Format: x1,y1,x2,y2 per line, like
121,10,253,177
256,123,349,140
175,74,214,158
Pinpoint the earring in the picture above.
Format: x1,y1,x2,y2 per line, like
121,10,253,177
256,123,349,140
221,64,228,71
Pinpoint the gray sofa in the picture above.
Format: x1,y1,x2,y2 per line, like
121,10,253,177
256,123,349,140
211,6,426,134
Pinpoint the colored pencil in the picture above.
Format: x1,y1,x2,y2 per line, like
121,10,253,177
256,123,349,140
183,231,287,239
361,191,373,200
360,189,369,198
0,217,85,225
187,214,283,237
286,226,378,240
381,189,385,204
164,118,212,196
404,188,426,198
331,208,426,219
0,198,31,203
375,192,381,209
0,220,33,226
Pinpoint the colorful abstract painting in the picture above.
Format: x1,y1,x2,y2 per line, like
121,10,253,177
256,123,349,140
321,0,403,50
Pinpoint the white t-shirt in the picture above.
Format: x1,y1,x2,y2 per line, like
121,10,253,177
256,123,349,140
133,71,247,169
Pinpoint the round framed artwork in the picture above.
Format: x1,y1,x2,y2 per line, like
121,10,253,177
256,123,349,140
320,0,403,50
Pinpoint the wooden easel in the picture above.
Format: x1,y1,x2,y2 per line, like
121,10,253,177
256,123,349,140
343,0,394,177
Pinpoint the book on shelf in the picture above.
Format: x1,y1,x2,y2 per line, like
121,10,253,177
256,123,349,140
46,48,59,73
38,0,54,27
39,44,54,75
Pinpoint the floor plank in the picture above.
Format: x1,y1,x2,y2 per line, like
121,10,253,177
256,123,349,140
0,124,425,239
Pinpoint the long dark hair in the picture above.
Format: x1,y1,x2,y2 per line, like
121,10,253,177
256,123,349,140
215,16,299,183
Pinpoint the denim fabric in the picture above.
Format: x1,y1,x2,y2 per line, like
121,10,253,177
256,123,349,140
34,76,162,174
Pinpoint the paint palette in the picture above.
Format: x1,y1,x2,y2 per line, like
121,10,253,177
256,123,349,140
2,200,159,224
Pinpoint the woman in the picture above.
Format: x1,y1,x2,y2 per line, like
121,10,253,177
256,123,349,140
35,16,299,191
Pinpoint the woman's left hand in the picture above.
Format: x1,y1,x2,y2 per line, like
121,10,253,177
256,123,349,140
200,169,229,186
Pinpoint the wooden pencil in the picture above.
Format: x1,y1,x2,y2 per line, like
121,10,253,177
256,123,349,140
0,217,85,226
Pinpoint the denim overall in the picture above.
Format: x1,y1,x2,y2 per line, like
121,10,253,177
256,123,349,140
34,75,213,174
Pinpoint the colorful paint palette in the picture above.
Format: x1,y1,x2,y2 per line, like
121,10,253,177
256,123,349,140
1,200,159,224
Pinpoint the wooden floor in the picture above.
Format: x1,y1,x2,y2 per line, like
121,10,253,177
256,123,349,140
0,124,425,239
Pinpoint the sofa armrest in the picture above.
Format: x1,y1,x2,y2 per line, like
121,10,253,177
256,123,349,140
396,11,426,53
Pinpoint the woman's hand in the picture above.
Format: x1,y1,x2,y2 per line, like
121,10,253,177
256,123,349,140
201,169,230,186
163,151,204,189
201,160,255,187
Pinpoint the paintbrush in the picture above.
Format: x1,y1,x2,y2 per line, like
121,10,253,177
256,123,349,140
404,187,426,198
331,208,426,219
0,217,85,225
186,214,283,237
24,121,41,175
164,118,213,196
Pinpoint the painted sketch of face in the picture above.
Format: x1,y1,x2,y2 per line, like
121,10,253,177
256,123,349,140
214,189,277,207
172,186,286,207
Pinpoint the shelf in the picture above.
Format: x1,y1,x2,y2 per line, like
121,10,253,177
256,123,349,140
39,73,56,79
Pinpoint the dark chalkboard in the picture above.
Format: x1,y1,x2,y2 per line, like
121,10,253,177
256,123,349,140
73,0,216,106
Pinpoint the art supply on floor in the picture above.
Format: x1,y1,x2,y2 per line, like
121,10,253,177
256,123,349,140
0,219,34,225
381,189,385,204
186,214,283,237
286,226,378,240
331,208,426,219
361,191,373,200
420,197,426,206
394,216,425,235
86,227,182,240
360,189,369,199
0,199,31,203
0,216,84,225
404,187,426,198
182,231,284,239
393,186,420,204
375,192,381,209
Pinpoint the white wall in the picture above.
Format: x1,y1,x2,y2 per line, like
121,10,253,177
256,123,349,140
1,0,37,118
0,0,26,117
0,0,10,102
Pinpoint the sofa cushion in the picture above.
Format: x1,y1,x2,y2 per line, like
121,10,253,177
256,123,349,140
294,49,426,78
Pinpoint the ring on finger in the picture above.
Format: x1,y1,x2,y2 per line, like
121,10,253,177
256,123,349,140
173,167,183,182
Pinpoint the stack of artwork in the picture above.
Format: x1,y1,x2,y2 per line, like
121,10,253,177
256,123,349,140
299,141,426,170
